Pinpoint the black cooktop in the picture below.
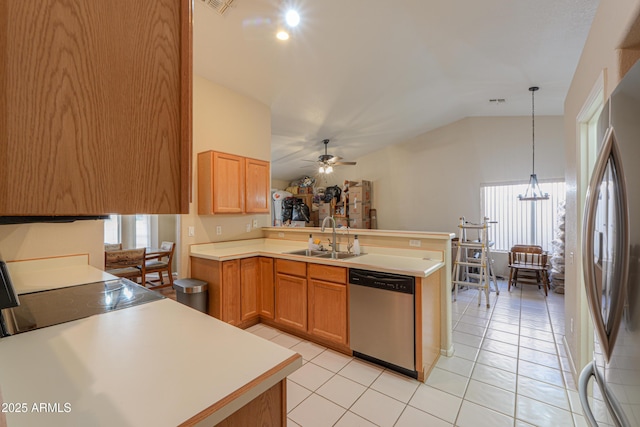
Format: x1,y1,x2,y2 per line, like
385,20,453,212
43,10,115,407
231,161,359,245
3,278,164,335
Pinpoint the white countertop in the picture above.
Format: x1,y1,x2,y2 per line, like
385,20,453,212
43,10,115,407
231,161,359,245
0,258,301,426
6,255,116,294
190,239,444,277
0,299,301,427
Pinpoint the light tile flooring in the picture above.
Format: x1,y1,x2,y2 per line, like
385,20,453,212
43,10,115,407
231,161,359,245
246,280,604,427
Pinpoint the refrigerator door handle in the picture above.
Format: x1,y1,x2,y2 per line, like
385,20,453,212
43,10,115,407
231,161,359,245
582,126,630,361
579,362,599,427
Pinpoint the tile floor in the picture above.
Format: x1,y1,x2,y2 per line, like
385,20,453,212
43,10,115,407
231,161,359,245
246,280,610,427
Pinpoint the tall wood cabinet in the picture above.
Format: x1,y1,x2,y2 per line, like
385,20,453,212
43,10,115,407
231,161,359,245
1,0,192,215
198,151,270,215
240,258,260,321
221,260,241,326
259,257,275,319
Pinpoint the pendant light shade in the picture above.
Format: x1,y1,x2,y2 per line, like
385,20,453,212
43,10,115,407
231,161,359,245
518,86,549,201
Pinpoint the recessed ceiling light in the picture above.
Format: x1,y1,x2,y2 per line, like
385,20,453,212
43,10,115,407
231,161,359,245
276,30,290,41
285,10,300,27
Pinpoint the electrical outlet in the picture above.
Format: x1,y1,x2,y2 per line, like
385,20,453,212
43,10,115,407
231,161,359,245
246,223,251,232
188,226,195,237
570,318,574,333
278,232,284,238
216,226,222,235
253,219,259,228
409,240,421,247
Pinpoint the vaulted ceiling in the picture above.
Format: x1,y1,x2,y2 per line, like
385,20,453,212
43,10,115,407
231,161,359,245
193,0,599,181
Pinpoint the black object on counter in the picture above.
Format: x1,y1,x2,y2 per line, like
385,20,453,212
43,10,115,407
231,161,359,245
3,278,164,335
0,261,20,337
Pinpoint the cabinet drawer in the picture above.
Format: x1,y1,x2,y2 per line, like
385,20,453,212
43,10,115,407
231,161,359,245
275,259,306,277
308,264,347,284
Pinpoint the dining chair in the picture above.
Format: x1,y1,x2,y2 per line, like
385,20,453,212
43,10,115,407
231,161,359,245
144,241,175,289
507,245,550,296
104,243,123,252
105,248,146,285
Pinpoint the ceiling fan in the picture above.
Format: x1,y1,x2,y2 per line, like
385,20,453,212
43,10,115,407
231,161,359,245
305,139,356,174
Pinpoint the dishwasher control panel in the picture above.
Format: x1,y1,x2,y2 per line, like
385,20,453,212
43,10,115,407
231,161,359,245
348,269,415,294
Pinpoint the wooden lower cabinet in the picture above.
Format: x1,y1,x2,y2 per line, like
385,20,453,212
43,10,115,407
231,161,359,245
190,257,256,327
308,279,348,345
191,256,349,348
221,260,241,326
258,257,275,319
274,273,307,332
240,258,259,321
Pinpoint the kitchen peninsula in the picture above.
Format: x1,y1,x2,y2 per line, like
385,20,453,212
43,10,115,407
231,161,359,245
190,228,454,381
0,256,300,427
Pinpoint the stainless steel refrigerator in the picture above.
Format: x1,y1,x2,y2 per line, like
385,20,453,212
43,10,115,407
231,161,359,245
579,59,640,426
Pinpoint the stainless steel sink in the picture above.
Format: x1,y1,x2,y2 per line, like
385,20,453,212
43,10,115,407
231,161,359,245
285,249,360,259
316,252,361,260
286,249,329,257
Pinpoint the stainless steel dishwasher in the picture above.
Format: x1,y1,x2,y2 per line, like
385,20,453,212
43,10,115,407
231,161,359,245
349,268,417,378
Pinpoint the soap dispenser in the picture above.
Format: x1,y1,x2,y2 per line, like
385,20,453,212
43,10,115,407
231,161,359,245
308,234,314,252
353,235,360,255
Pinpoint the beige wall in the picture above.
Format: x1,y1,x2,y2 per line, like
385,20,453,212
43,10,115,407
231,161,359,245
563,0,640,378
179,76,272,276
0,220,104,268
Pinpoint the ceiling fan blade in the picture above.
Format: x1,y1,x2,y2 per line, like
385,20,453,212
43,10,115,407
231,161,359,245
333,161,357,166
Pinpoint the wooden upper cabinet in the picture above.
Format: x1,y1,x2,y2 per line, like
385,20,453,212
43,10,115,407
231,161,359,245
1,0,192,215
245,158,270,213
198,151,270,215
198,151,245,214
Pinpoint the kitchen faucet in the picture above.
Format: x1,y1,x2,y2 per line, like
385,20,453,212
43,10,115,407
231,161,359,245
321,216,338,259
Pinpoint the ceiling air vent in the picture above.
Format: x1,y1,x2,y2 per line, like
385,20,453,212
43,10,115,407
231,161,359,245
200,0,235,15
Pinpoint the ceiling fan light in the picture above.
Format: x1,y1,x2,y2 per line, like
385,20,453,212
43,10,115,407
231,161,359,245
285,10,300,27
325,165,333,174
276,30,289,41
318,165,325,173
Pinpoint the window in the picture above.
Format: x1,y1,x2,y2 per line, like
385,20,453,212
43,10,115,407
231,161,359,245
481,180,566,252
135,214,151,248
104,215,121,244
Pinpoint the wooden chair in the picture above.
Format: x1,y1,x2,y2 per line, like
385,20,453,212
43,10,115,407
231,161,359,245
507,245,550,296
105,248,146,285
104,243,122,252
144,241,175,289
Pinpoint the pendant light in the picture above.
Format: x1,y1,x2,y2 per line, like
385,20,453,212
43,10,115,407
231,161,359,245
518,86,549,201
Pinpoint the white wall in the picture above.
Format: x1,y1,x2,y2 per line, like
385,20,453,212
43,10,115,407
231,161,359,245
319,115,564,233
179,76,272,276
563,0,640,378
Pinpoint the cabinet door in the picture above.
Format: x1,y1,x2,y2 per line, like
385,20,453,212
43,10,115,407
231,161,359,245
3,0,192,215
259,257,275,319
245,158,270,213
222,260,241,326
198,151,245,214
240,258,259,321
308,279,348,345
275,273,307,331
